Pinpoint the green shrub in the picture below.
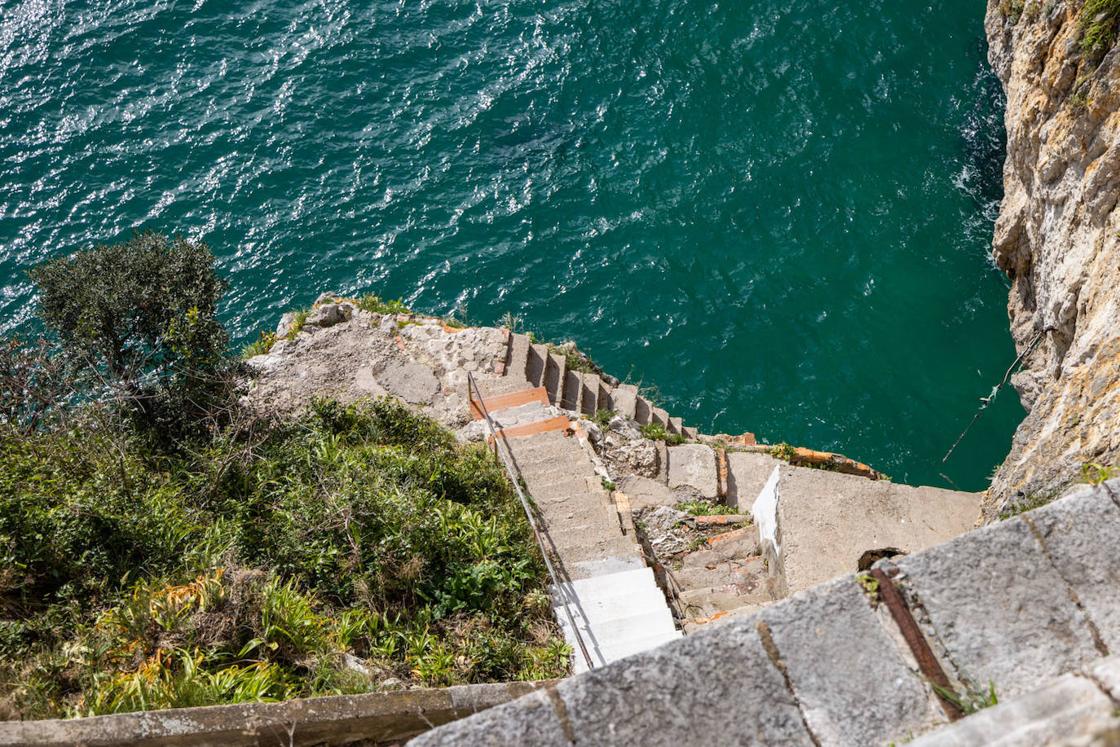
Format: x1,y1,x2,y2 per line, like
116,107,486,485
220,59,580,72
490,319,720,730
241,330,276,358
28,232,233,439
356,294,411,316
639,422,686,445
0,398,566,718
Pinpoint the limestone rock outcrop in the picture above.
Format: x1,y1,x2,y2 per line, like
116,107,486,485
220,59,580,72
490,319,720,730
984,0,1120,518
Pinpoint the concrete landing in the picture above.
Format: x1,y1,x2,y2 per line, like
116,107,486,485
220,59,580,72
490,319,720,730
728,451,979,595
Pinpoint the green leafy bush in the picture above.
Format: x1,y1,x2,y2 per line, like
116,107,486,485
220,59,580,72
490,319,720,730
28,233,233,439
0,399,567,719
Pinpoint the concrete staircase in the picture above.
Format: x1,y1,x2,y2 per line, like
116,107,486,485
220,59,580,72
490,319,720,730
472,334,682,673
508,334,698,439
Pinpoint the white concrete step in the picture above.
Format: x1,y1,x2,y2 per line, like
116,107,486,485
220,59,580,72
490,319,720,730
551,566,682,673
553,570,671,619
557,608,678,654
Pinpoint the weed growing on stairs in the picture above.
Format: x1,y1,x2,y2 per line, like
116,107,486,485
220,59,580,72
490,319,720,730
592,409,616,429
769,442,796,461
855,573,880,605
998,491,1057,520
932,682,999,716
678,500,724,517
640,422,685,446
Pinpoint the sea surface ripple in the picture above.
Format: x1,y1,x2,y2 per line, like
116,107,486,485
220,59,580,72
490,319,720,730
0,0,1017,489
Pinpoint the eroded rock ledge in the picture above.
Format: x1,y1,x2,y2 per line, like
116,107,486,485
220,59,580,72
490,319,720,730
984,0,1120,519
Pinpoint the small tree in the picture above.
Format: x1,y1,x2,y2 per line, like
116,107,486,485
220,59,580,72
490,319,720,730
29,232,232,438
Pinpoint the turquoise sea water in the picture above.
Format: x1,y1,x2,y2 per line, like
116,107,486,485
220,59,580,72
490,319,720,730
0,0,1019,490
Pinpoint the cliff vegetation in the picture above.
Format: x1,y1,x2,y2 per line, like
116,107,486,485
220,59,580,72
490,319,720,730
0,235,567,720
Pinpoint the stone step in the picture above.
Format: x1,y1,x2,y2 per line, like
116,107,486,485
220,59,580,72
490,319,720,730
676,586,772,616
543,352,566,405
580,373,601,415
506,333,531,383
561,370,583,411
598,380,613,412
550,538,642,569
529,477,605,502
470,386,549,420
553,574,670,621
556,606,678,653
611,384,639,420
526,343,549,388
552,566,682,672
682,425,699,440
572,627,683,674
668,416,683,435
651,406,670,429
634,395,653,425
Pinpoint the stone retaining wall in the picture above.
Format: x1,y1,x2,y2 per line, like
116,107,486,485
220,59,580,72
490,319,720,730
0,680,552,746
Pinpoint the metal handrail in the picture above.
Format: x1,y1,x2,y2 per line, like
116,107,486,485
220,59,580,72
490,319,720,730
466,371,595,672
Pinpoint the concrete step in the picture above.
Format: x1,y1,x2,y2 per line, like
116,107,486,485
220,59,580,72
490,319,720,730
677,586,772,616
561,370,582,411
526,343,549,388
557,607,678,653
506,333,531,383
552,566,682,672
529,477,604,502
580,373,601,415
598,380,613,412
634,395,653,425
554,593,672,631
611,384,639,420
543,353,566,405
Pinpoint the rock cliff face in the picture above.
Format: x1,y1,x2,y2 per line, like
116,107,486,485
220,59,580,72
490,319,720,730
984,0,1120,519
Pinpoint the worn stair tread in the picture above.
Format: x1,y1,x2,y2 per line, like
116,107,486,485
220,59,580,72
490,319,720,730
668,416,683,435
581,628,683,666
552,571,669,612
651,406,670,428
556,608,679,649
598,381,613,412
